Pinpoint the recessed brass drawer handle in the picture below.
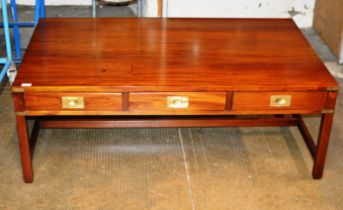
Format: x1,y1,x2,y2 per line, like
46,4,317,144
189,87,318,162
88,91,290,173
270,95,292,107
62,96,84,109
167,96,189,108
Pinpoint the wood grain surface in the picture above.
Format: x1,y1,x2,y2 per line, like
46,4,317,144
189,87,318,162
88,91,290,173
24,93,122,111
129,92,226,111
13,18,339,93
233,91,328,110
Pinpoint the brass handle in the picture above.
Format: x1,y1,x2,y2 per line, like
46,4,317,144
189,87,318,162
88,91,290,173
68,99,78,107
62,96,84,109
167,96,189,108
275,98,288,105
270,95,291,107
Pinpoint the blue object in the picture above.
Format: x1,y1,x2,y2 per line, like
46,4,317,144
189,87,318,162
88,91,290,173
1,0,45,62
0,22,36,27
1,0,45,84
34,0,45,24
1,0,12,60
0,0,12,83
0,61,12,83
10,0,22,61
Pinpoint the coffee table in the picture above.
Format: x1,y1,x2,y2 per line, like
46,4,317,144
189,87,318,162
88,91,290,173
12,18,339,183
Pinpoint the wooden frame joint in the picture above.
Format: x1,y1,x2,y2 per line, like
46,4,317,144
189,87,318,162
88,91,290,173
322,109,334,114
16,112,27,116
326,86,339,91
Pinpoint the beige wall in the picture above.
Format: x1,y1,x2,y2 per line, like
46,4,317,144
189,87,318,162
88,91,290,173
314,0,343,62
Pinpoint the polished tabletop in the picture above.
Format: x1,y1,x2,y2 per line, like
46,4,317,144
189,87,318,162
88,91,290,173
13,18,338,92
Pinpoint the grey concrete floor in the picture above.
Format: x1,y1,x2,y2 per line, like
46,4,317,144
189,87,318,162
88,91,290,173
1,5,343,210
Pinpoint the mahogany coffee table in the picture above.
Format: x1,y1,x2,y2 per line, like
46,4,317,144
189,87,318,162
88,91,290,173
12,18,339,183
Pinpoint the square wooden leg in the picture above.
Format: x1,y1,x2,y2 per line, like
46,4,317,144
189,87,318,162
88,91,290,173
312,113,334,179
15,116,33,183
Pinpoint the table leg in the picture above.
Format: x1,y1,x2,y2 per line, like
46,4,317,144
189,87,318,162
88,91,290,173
15,116,33,183
312,113,334,179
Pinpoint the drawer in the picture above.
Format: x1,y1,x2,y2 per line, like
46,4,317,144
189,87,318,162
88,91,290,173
24,93,122,111
129,92,227,111
233,92,327,110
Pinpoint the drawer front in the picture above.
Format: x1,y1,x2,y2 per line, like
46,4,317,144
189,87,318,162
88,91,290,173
233,92,327,110
24,93,122,111
129,92,227,111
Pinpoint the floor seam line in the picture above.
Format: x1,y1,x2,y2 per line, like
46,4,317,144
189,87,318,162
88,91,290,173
178,128,196,210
